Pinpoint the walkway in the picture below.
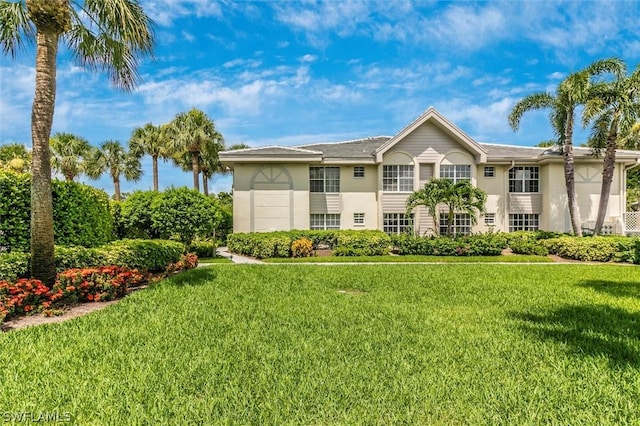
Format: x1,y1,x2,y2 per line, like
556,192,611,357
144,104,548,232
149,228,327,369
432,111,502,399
215,247,263,264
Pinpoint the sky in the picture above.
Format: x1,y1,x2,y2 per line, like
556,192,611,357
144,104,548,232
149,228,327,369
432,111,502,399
1,0,640,196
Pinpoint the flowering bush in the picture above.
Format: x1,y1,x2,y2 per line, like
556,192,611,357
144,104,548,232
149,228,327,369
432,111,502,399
0,278,51,320
51,266,146,305
291,238,313,258
166,253,199,273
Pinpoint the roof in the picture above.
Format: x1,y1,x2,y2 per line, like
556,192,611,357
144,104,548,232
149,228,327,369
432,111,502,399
298,137,390,158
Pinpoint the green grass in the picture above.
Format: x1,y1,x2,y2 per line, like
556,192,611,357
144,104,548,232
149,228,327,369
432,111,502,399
265,254,553,263
2,265,640,424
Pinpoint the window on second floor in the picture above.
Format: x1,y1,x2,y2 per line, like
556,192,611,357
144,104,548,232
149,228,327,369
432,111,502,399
383,165,414,192
353,166,365,178
509,166,539,193
484,166,495,178
310,166,340,192
440,165,471,183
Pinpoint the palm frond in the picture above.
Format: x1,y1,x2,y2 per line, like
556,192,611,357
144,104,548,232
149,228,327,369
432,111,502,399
0,0,35,57
507,92,555,131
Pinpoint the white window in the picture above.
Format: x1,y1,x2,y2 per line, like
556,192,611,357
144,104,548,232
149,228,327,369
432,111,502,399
439,213,472,236
310,214,341,230
440,165,471,183
383,165,414,192
509,166,539,193
509,214,539,231
353,166,365,178
484,166,495,178
310,167,340,192
383,213,413,235
353,213,365,225
484,213,496,226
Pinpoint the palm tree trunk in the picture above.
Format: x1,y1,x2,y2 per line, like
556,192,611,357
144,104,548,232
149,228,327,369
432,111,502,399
563,111,582,236
30,31,59,286
594,124,618,235
152,155,158,191
192,154,199,192
203,173,209,196
114,177,121,201
447,209,454,237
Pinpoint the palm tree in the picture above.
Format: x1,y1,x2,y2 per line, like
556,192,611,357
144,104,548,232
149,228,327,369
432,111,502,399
508,58,624,237
49,132,93,181
0,0,153,285
0,143,31,173
166,108,222,192
86,140,142,201
407,178,487,236
583,62,640,234
129,123,169,191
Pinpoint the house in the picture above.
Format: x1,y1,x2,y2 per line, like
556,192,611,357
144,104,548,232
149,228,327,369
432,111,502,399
219,107,640,235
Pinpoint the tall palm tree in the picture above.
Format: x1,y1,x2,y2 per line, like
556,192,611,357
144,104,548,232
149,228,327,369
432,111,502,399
0,0,153,285
406,178,487,236
198,135,226,196
129,123,168,191
86,140,142,201
583,62,640,234
166,108,222,192
49,132,93,181
509,58,624,237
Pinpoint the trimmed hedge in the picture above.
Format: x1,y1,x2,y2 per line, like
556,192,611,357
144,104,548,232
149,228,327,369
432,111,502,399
392,233,507,256
227,230,391,259
540,236,639,263
0,172,112,252
0,239,187,279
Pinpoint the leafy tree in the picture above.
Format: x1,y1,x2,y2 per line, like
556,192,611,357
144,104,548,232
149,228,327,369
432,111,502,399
118,190,162,238
509,58,624,237
583,62,640,234
49,132,93,181
151,187,221,245
167,108,223,192
129,123,169,191
406,178,487,236
212,191,233,242
0,0,154,285
86,140,142,202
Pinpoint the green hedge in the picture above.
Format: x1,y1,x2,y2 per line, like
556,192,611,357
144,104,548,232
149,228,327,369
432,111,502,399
392,233,507,256
227,230,391,259
0,239,187,280
0,172,112,252
540,236,639,263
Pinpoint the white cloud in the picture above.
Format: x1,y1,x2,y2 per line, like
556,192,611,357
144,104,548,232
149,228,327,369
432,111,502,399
299,54,318,63
142,0,222,26
442,97,517,139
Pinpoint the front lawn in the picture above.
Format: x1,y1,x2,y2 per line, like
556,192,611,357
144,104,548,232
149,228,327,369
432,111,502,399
2,265,640,423
264,254,553,263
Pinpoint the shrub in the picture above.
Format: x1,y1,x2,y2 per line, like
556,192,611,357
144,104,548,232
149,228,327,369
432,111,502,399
98,239,185,272
509,239,549,256
118,190,162,239
334,231,391,256
291,238,313,258
0,278,51,320
166,253,199,273
540,236,639,262
55,246,106,272
151,187,221,246
188,240,217,258
0,252,30,282
51,266,146,304
0,172,112,251
392,233,505,256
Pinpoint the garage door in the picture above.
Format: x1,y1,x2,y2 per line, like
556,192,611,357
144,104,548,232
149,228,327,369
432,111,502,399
252,190,291,231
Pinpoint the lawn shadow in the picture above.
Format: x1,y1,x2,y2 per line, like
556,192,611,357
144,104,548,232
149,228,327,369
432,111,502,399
512,304,640,367
166,267,217,286
579,280,640,299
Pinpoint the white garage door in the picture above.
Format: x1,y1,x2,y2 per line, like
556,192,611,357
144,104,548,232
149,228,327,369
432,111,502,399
253,190,291,231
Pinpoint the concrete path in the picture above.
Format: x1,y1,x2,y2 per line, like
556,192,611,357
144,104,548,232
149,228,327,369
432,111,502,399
215,247,263,264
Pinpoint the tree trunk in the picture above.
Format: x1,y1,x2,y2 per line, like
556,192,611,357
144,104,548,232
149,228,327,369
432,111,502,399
114,177,121,201
30,31,59,286
192,153,199,192
203,173,209,196
152,155,158,191
594,123,618,235
447,209,454,237
563,110,582,236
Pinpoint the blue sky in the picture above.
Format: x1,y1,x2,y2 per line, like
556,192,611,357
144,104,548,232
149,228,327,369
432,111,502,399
1,0,640,196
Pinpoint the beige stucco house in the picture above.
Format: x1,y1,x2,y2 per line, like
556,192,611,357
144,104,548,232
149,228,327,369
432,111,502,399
219,107,640,235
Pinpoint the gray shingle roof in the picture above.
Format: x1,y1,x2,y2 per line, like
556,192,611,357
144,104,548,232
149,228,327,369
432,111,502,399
297,137,390,158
